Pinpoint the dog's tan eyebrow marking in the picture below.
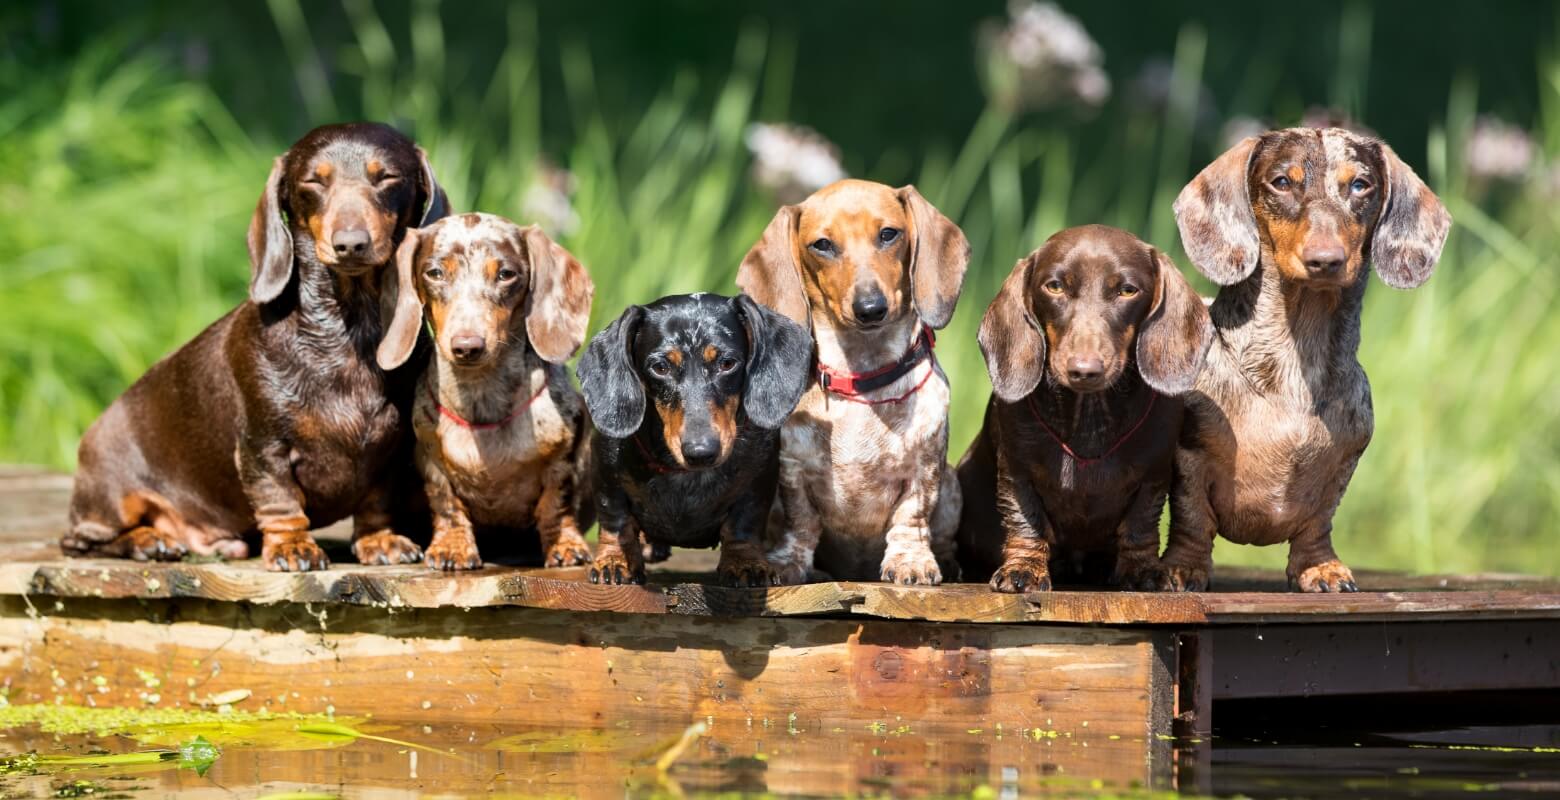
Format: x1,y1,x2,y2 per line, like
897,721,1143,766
666,349,684,367
366,159,383,178
314,163,332,180
703,345,718,363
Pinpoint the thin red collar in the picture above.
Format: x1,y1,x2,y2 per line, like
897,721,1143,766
426,379,548,430
817,324,937,405
1023,391,1157,468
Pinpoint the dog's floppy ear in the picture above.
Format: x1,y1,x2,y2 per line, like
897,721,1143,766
522,225,594,363
247,156,294,304
737,205,809,326
1136,248,1214,396
1371,141,1451,289
978,253,1047,403
576,305,646,439
377,227,427,371
898,185,970,329
1174,136,1261,285
734,294,814,430
416,146,449,226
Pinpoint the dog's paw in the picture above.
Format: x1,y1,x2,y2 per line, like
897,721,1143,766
263,538,330,572
642,540,673,564
353,531,425,566
544,537,592,568
123,527,188,562
425,537,483,571
588,550,645,585
767,560,811,586
212,539,250,560
990,558,1052,593
1291,560,1358,593
1158,561,1210,592
717,554,775,588
880,550,943,586
1111,554,1167,591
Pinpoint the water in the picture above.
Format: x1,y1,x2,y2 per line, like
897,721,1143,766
2,709,1557,798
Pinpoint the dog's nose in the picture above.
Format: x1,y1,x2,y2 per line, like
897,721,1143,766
332,229,372,259
852,291,888,325
1066,356,1105,384
449,334,487,363
681,435,722,468
1302,239,1347,276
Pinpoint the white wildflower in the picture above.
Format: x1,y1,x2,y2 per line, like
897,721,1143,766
520,159,580,237
1464,115,1534,182
979,1,1110,113
745,122,847,204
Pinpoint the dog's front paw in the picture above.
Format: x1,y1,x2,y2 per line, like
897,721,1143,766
990,558,1052,593
588,550,645,585
641,539,673,564
425,536,482,571
717,552,775,588
880,550,943,586
1292,560,1358,593
1111,553,1167,591
263,537,330,572
544,535,592,568
353,531,425,566
122,527,188,562
767,560,811,586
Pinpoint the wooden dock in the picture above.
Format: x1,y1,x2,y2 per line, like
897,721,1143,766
2,466,1558,793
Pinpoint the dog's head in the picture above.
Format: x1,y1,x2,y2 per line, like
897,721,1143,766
979,225,1213,401
248,122,449,304
1174,127,1450,290
737,179,970,332
577,293,812,469
376,213,593,372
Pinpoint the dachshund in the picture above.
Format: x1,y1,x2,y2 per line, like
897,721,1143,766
576,293,812,587
376,213,595,570
63,122,448,571
738,179,969,585
956,225,1213,592
1165,127,1451,592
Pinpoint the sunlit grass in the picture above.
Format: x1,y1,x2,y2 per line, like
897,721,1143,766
0,3,1555,575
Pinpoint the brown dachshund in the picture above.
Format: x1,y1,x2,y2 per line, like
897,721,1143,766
738,179,969,585
957,225,1213,592
377,213,595,571
63,123,448,570
1165,127,1451,592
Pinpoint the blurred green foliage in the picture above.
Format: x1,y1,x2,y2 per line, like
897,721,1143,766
0,1,1556,574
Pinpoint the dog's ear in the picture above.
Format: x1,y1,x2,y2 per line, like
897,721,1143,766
734,294,814,430
898,185,970,329
576,305,646,439
1136,248,1214,396
1174,136,1261,285
377,227,426,371
247,156,294,304
416,147,449,226
978,253,1047,403
1371,141,1451,289
522,225,594,363
737,205,809,326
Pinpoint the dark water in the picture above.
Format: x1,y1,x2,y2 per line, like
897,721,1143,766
2,708,1558,798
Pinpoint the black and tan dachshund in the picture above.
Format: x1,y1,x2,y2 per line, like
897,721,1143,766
576,293,812,587
63,122,448,571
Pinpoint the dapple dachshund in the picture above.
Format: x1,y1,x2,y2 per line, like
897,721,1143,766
1165,127,1451,592
377,213,595,570
739,179,969,585
957,225,1213,592
576,293,812,587
64,122,448,571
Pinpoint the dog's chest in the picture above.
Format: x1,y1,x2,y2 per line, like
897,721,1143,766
417,387,575,525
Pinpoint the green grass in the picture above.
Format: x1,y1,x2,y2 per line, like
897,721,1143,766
1,3,1556,575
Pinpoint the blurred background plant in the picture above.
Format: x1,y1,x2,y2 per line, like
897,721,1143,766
1,0,1555,574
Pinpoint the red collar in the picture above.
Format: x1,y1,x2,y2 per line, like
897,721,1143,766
1023,391,1157,468
426,379,548,430
817,324,937,405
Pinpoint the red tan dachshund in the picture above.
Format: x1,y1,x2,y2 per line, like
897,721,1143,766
957,225,1212,592
1165,127,1451,592
377,213,595,570
738,179,969,585
63,122,448,570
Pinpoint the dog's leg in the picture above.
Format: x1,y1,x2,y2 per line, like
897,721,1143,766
929,465,963,583
766,453,822,585
351,481,425,566
989,451,1055,592
1160,452,1216,592
238,439,329,572
716,483,778,588
589,488,645,585
879,445,947,586
1111,483,1169,591
1287,521,1358,592
536,457,591,568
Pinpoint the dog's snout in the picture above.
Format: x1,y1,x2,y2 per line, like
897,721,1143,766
1066,356,1105,384
332,228,372,259
681,434,722,468
449,334,487,364
852,289,889,325
1302,238,1347,276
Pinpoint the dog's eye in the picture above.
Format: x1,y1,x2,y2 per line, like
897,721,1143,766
648,361,671,378
1043,279,1065,295
1119,285,1140,298
1271,175,1292,190
423,266,446,281
717,356,740,374
1349,177,1372,194
376,173,400,185
496,267,519,282
878,227,900,244
810,238,835,255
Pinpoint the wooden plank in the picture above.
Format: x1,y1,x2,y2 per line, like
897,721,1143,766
1199,590,1560,623
0,596,1174,788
